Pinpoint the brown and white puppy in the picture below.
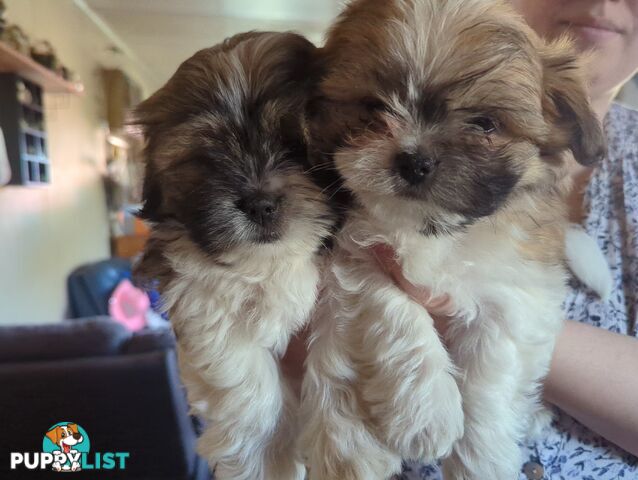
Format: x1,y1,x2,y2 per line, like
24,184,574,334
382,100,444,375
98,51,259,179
300,1,605,479
133,32,333,480
45,423,83,472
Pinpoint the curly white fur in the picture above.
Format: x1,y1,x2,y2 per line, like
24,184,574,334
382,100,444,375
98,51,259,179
301,198,567,480
158,234,325,480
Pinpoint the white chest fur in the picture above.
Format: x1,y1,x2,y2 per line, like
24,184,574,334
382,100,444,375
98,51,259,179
301,211,568,480
159,240,320,480
342,213,567,340
162,244,320,356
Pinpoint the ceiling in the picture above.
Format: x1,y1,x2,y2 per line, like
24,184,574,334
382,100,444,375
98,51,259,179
76,0,638,107
80,0,342,94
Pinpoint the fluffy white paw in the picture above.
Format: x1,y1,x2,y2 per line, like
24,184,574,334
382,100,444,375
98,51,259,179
379,371,464,461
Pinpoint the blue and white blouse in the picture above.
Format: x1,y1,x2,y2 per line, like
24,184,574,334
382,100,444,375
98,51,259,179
401,103,638,480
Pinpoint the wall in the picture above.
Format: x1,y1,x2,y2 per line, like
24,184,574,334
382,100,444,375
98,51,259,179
0,0,147,324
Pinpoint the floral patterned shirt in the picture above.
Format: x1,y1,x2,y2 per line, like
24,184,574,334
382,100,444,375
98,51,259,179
401,103,638,480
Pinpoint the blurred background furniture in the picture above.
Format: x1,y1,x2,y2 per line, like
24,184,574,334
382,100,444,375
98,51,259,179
67,257,132,319
0,317,210,480
0,256,210,479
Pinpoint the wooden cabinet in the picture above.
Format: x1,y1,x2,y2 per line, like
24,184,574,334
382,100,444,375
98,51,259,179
110,234,148,259
110,217,149,258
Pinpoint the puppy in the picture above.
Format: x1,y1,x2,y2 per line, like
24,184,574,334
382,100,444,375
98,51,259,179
300,1,605,479
45,423,83,472
133,32,333,480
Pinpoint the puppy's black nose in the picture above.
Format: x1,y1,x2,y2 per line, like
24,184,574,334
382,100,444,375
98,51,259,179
239,194,280,227
73,433,82,440
395,152,435,186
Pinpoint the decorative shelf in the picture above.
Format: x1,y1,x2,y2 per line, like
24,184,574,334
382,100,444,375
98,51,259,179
22,126,46,138
0,75,51,185
0,41,83,94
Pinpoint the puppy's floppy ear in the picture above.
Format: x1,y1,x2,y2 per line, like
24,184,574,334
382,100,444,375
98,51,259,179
131,81,180,133
132,234,173,290
137,162,164,222
540,38,606,166
45,427,61,445
131,91,171,223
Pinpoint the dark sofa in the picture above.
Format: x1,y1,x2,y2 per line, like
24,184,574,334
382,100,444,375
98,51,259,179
0,317,211,480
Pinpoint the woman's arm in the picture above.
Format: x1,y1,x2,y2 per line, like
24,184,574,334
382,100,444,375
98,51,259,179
544,319,638,456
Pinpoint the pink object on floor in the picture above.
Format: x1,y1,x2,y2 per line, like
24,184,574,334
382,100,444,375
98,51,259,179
108,279,149,332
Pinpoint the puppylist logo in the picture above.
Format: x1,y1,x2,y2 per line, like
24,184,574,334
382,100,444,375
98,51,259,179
10,422,130,472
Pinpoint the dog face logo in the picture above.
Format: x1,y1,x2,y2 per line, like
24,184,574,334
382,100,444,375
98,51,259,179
46,423,83,454
42,422,90,472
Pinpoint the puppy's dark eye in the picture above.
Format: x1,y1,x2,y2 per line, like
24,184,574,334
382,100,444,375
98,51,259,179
361,96,389,113
468,116,497,134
